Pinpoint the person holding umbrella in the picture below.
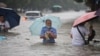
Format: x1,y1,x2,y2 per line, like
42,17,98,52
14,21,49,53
0,15,10,32
70,22,90,46
70,11,100,46
0,8,20,29
40,19,57,44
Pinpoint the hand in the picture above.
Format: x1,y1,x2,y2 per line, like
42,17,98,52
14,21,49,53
46,31,51,34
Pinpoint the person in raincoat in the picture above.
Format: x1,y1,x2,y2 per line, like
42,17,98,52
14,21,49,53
0,15,10,32
40,19,57,44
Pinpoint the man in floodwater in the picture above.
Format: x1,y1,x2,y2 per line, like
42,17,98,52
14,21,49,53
40,19,57,44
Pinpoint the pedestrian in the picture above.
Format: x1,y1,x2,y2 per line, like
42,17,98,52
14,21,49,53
40,19,57,44
70,23,90,46
0,15,10,32
87,25,96,44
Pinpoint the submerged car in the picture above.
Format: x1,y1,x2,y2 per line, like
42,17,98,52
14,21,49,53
25,11,42,20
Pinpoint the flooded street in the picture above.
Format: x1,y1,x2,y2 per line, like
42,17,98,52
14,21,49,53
0,11,100,56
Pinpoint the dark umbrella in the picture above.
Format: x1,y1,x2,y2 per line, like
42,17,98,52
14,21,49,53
0,8,20,29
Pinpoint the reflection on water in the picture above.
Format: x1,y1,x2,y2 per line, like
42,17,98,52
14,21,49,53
29,41,100,56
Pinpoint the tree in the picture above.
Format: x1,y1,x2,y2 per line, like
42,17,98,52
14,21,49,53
74,0,100,11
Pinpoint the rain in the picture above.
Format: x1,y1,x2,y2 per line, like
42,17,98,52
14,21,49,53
0,0,100,56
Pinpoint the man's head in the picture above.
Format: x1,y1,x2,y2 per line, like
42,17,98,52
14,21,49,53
78,22,85,26
0,15,5,22
45,19,52,28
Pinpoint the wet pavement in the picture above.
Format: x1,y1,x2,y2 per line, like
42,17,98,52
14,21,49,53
0,11,100,56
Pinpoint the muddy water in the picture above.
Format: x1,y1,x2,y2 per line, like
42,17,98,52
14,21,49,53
0,11,100,56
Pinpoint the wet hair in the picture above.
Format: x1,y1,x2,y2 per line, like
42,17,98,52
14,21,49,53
45,19,52,23
78,23,85,26
0,15,5,22
74,22,85,27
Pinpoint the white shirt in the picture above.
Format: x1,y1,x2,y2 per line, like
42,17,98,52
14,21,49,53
0,21,10,29
71,26,89,46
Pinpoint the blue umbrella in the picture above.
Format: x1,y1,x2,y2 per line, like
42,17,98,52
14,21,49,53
29,15,61,36
0,8,20,29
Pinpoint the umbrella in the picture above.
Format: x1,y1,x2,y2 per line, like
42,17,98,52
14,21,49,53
0,8,20,29
73,11,97,27
29,15,61,36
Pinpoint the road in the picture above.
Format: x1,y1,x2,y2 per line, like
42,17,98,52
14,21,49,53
0,10,100,56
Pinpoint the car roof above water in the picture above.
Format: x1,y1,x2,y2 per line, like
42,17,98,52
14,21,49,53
25,11,41,13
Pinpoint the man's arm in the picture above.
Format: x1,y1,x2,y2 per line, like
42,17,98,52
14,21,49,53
49,32,57,38
40,27,45,39
49,28,57,39
5,21,10,29
40,35,45,39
